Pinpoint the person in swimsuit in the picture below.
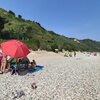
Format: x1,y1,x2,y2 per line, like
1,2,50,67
0,54,8,74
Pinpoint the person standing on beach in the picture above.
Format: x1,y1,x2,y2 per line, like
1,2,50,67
74,51,76,57
0,54,8,74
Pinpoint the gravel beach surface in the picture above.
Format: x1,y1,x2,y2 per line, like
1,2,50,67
0,51,100,100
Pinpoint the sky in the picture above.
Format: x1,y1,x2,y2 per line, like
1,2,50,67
0,0,100,41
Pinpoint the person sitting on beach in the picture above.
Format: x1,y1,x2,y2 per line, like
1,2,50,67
64,53,68,57
0,54,8,74
17,58,33,71
16,59,27,71
28,60,36,69
21,57,30,67
7,58,14,70
15,58,36,71
69,52,72,57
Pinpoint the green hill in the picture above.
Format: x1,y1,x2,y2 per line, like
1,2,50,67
0,8,100,52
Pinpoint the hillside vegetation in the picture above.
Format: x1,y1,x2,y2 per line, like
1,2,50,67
0,8,100,52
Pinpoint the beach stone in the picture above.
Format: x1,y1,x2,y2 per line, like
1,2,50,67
16,90,25,98
0,52,100,100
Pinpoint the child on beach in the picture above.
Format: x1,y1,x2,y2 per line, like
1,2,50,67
29,60,36,69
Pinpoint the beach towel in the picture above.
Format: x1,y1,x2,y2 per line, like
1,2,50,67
28,65,44,73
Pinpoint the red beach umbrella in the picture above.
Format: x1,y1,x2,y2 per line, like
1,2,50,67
1,40,30,58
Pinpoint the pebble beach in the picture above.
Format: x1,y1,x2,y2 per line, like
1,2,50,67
0,51,100,100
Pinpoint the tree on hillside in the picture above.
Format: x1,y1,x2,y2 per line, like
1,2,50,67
0,17,10,39
35,22,46,30
18,15,22,19
9,10,15,16
0,17,5,32
51,43,58,52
